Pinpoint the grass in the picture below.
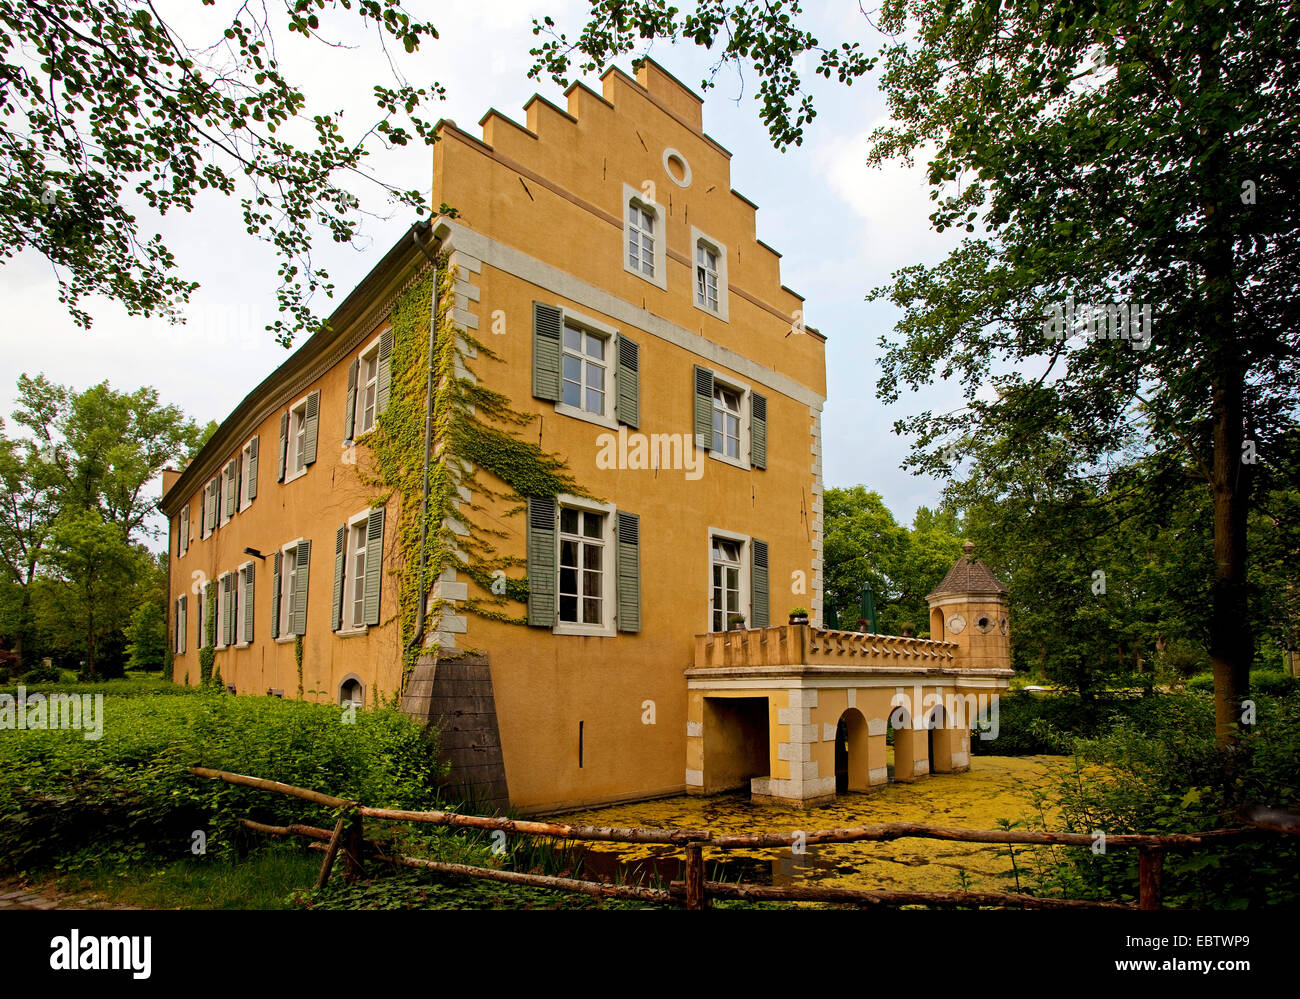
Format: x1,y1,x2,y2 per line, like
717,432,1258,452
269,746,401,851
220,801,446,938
46,844,321,910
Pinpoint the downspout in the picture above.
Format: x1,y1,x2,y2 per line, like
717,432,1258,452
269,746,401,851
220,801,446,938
410,221,443,649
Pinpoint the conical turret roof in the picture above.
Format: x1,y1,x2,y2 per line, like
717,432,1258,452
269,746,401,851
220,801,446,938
926,541,1008,600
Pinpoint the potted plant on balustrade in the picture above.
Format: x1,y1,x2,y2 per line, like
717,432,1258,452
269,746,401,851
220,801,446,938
788,606,809,626
727,613,747,632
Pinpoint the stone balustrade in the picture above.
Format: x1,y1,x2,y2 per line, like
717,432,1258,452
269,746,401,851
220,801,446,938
692,625,960,671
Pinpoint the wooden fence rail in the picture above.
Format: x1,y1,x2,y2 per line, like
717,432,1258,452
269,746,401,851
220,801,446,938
190,766,1281,911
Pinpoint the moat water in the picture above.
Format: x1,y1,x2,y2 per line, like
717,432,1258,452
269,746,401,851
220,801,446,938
551,755,1072,893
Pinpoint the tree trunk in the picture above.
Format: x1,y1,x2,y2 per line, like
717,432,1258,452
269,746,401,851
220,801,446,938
1209,370,1251,745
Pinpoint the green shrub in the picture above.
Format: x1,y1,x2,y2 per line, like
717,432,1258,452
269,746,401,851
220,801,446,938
0,692,446,876
1250,670,1297,697
1033,691,1300,907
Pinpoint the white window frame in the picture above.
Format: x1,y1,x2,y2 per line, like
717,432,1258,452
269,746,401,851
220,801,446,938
553,308,619,430
286,395,309,483
175,596,186,655
356,336,382,437
277,538,305,644
704,369,752,470
691,227,729,322
202,477,218,537
339,508,372,635
235,561,254,648
178,506,189,556
621,183,667,290
238,440,255,512
553,494,617,638
707,528,752,634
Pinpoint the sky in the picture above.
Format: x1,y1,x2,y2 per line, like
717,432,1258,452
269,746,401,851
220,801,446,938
1,1,972,536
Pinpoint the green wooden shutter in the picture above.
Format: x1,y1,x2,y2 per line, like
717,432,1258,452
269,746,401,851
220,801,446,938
375,329,395,416
243,566,255,644
532,303,563,402
177,596,186,654
302,391,320,466
220,574,232,646
213,477,222,528
363,507,385,627
247,437,259,500
693,365,714,446
344,359,359,441
292,540,311,636
331,525,346,632
232,458,242,513
526,496,557,627
750,392,767,470
202,581,211,648
751,539,770,628
616,510,641,633
271,551,282,639
615,334,640,428
277,412,289,482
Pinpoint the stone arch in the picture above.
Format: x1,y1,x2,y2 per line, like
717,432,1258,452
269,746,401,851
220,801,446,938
834,708,872,792
924,700,953,774
887,701,918,781
339,674,364,708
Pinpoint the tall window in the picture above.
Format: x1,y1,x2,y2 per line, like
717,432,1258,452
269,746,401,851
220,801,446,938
561,324,606,415
283,545,300,631
178,507,189,556
696,243,719,312
627,201,656,277
239,440,255,512
712,384,742,459
216,573,229,649
559,507,605,626
290,400,308,477
711,537,743,632
359,345,379,435
349,516,369,629
237,563,253,645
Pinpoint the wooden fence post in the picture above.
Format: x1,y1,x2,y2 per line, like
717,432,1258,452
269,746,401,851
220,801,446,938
1138,847,1164,910
685,843,707,910
344,811,365,882
316,812,350,890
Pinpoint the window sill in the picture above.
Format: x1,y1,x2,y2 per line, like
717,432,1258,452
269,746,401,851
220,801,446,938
334,626,369,639
708,449,750,472
554,402,619,431
622,261,667,291
235,642,250,650
284,466,308,485
554,623,616,638
275,635,297,645
693,300,729,323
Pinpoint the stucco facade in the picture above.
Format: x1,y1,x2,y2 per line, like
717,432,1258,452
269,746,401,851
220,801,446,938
162,60,829,814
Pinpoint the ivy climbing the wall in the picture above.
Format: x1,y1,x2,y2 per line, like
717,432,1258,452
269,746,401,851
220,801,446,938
361,259,590,690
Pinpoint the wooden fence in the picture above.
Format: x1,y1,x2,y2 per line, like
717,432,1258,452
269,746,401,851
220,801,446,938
190,766,1283,910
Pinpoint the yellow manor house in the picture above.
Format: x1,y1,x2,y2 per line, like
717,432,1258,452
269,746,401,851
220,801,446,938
161,60,1011,815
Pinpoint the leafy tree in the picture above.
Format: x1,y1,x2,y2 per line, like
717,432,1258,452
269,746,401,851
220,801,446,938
822,486,963,636
543,0,1300,743
11,374,205,544
0,424,58,664
126,601,168,672
1,0,444,344
0,376,203,674
43,508,140,677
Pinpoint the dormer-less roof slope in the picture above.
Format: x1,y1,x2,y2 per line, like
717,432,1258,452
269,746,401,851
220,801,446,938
927,542,1008,599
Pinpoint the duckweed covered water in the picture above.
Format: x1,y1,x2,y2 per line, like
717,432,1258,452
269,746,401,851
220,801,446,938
554,755,1069,893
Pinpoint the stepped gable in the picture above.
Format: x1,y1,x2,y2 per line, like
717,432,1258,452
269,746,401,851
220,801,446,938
927,541,1008,598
